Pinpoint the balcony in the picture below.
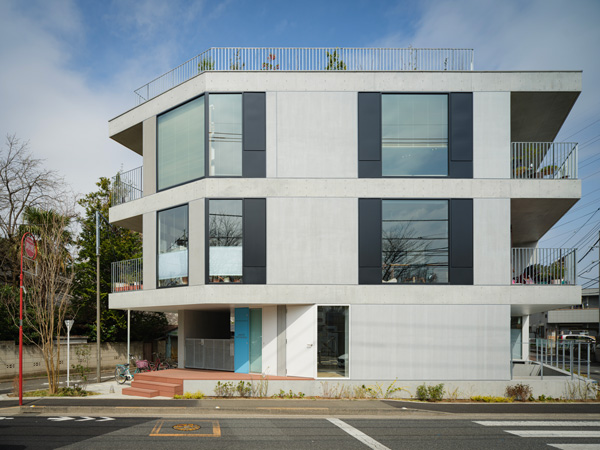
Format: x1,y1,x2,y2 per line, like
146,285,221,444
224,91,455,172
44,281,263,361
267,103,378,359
134,47,474,104
111,166,143,207
112,258,143,293
512,248,576,285
511,142,578,180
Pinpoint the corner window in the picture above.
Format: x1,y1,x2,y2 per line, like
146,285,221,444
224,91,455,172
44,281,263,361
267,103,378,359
317,306,349,378
157,97,205,190
382,200,448,283
158,205,188,287
382,94,448,176
209,94,242,176
209,199,243,283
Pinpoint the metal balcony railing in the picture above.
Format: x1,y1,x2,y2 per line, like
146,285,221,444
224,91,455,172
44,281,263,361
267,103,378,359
111,166,143,206
134,47,475,104
511,142,578,180
111,258,143,293
512,248,576,285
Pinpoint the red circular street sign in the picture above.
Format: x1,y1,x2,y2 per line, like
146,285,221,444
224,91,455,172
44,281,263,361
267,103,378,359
24,235,37,260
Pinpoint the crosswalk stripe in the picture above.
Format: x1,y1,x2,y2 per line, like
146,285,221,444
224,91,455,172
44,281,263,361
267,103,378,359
475,421,600,427
327,418,390,450
505,430,600,438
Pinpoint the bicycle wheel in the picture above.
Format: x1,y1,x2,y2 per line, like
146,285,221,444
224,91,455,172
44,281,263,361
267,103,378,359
115,366,127,384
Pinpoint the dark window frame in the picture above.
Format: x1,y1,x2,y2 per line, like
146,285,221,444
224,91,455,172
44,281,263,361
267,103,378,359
205,198,245,285
381,198,450,285
380,92,450,179
156,92,265,192
156,203,190,289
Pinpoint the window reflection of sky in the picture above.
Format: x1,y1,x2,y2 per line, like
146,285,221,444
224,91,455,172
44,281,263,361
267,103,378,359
382,94,448,176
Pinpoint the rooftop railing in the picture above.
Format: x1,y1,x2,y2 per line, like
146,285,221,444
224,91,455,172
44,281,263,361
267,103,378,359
111,166,143,206
512,142,578,180
112,257,143,293
134,47,474,104
512,248,576,286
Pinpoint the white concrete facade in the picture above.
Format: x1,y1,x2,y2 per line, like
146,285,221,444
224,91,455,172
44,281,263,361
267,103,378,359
108,68,582,382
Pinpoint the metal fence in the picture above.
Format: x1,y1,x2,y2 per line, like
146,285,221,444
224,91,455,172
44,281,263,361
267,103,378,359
111,258,143,293
512,142,578,180
530,338,594,380
111,166,143,206
134,47,474,104
512,248,576,285
185,338,234,371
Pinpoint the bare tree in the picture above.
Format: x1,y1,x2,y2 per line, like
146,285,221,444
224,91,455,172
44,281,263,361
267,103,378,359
13,206,76,394
0,134,67,287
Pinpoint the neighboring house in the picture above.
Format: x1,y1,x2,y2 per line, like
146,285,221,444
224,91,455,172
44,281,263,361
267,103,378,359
531,288,599,339
107,48,582,383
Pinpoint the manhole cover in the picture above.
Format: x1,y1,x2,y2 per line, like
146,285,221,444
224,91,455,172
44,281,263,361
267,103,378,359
173,423,201,431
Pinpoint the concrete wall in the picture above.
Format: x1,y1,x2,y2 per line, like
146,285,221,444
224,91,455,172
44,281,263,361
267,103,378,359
0,341,143,381
473,198,511,285
262,306,277,376
188,198,205,286
142,211,156,290
274,92,357,178
267,198,358,285
473,92,511,179
350,304,511,380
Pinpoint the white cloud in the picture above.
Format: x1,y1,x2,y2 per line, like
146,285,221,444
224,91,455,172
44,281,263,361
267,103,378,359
0,1,141,199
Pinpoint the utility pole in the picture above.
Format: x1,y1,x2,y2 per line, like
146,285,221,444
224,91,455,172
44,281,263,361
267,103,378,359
96,211,101,383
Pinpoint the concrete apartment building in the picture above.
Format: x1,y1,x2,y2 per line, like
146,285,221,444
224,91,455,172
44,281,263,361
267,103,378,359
108,48,582,386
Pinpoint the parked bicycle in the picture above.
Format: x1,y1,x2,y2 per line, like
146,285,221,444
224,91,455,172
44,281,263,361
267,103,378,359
114,355,151,384
150,352,171,371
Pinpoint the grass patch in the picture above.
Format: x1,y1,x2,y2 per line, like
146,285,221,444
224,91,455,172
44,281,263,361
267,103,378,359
21,387,95,397
470,395,513,403
174,391,205,399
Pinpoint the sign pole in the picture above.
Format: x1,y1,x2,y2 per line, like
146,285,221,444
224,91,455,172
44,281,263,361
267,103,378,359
65,320,74,388
96,211,101,383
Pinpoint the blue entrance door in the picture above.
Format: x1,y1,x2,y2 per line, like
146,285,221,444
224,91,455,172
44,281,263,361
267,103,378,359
249,309,262,373
234,308,249,373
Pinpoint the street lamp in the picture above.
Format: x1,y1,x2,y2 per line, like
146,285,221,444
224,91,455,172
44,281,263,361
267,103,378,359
65,319,74,388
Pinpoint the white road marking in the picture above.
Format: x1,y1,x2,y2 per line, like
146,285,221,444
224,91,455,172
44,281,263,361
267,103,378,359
475,421,600,427
549,445,600,450
506,430,600,438
0,417,14,420
48,417,74,422
75,417,94,421
97,417,115,422
327,418,390,450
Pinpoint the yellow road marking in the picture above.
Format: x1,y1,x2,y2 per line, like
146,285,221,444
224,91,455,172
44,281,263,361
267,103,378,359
150,420,221,437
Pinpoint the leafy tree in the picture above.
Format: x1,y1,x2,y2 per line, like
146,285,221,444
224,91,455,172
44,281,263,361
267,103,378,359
71,177,167,342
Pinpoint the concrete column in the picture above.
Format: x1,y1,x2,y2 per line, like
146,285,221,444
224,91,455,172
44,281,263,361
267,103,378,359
142,116,157,196
522,315,530,360
178,310,185,368
142,212,156,290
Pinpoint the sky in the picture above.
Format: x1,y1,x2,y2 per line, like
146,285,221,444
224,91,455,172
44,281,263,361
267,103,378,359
0,0,599,287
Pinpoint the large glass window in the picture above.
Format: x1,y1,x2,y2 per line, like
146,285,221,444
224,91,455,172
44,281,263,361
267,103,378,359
209,200,243,283
209,94,242,176
317,306,349,378
158,205,188,287
382,94,448,176
382,200,448,284
157,97,205,190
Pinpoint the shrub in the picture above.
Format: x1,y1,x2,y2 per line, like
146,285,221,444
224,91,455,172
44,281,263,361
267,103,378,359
236,381,251,397
505,383,532,401
416,383,445,401
214,381,235,397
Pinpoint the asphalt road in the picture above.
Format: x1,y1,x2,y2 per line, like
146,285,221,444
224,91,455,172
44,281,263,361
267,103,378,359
1,416,600,449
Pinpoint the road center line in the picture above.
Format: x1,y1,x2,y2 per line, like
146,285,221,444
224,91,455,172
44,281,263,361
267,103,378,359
506,430,600,438
327,418,390,450
475,421,600,427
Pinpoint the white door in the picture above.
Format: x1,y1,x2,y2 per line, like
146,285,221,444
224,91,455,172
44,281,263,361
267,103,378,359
286,305,316,378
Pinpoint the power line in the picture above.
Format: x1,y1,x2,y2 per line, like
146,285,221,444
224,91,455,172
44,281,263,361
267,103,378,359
561,118,600,141
560,208,600,247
